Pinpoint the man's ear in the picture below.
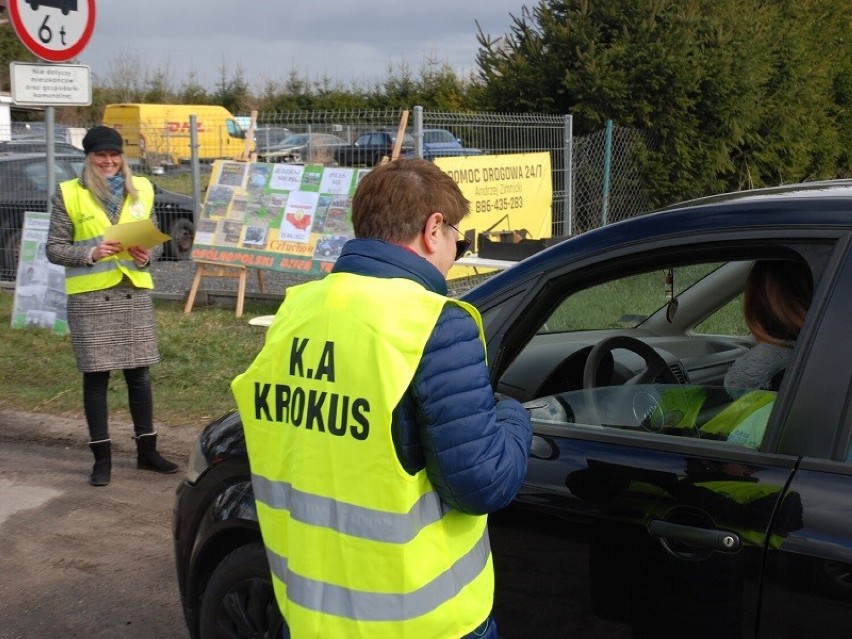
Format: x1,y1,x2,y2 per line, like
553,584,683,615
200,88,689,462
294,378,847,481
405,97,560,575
421,211,444,255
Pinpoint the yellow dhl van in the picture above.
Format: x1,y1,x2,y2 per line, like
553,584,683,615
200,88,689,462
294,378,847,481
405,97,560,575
102,104,253,168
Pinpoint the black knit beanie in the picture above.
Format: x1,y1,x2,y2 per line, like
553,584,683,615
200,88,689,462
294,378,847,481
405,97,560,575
82,126,123,154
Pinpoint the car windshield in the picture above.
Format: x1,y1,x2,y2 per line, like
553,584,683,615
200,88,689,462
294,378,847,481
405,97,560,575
277,134,310,147
539,262,733,333
256,129,291,145
424,130,456,144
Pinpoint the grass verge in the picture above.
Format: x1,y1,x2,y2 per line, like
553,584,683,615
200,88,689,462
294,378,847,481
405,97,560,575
0,292,281,428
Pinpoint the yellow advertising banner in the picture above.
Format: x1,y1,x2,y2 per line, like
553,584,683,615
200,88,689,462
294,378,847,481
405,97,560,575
435,151,553,242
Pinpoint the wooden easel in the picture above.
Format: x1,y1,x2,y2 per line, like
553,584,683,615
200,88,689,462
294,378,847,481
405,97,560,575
381,110,410,164
183,109,265,318
240,109,259,162
183,260,265,318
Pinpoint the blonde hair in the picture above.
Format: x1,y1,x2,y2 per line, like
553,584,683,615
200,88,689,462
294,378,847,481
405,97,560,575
82,155,138,206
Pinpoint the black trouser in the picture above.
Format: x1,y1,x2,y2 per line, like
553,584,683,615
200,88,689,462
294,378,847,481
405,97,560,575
82,367,153,441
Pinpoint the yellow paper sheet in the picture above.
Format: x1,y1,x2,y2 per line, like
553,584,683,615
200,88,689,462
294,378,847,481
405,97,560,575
103,218,171,251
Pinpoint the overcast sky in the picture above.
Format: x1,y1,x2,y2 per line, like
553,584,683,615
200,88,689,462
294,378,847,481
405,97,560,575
76,1,527,90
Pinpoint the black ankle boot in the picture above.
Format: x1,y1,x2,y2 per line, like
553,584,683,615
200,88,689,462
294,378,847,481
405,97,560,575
134,433,179,474
88,439,111,486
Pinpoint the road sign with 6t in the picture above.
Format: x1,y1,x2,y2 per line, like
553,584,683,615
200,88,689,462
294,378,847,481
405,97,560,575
7,0,96,63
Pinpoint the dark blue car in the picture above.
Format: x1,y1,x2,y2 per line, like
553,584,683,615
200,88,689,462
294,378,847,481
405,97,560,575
173,179,852,638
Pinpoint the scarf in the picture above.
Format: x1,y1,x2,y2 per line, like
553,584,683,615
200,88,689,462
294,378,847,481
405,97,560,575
105,174,126,218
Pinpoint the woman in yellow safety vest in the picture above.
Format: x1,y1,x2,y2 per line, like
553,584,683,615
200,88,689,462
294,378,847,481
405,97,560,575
46,125,178,486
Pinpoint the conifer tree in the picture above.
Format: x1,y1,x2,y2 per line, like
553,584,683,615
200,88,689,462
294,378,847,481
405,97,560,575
475,0,851,205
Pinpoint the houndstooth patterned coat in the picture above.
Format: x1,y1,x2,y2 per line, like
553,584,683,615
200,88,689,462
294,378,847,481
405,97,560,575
46,182,165,373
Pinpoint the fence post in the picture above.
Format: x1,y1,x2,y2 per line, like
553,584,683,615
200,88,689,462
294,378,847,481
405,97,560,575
564,114,573,236
413,105,424,158
46,106,56,216
189,115,201,227
601,119,613,227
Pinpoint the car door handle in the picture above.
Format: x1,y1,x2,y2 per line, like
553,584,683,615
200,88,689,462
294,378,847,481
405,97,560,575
649,519,741,553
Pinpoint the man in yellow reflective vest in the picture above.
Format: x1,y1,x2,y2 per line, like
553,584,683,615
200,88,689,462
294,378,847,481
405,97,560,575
232,158,532,638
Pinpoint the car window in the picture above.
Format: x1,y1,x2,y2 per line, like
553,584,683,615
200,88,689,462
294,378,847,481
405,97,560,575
424,130,455,144
507,256,815,452
22,162,50,191
540,263,733,333
695,294,746,335
283,134,308,146
69,160,85,176
226,119,244,138
528,384,777,449
12,160,78,192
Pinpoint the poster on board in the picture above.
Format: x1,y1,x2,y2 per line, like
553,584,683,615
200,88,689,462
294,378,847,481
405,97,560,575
10,211,68,334
190,161,366,277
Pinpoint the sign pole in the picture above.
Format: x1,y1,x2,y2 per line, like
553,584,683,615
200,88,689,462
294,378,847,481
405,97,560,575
46,105,54,213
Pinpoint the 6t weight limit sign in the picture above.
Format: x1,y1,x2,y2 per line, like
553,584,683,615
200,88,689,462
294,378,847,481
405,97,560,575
8,0,96,63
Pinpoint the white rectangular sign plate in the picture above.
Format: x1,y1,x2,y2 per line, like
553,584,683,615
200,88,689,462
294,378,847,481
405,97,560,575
10,61,93,106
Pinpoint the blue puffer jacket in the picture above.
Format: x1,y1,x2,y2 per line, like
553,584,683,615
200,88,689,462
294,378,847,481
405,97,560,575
332,238,532,515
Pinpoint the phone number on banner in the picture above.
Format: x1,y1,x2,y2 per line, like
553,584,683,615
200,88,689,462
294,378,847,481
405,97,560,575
473,195,524,214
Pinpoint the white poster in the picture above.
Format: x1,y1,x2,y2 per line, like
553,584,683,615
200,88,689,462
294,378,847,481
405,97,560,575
11,212,68,334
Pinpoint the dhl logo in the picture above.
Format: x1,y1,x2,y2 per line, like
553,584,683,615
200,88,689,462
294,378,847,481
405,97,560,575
166,121,207,133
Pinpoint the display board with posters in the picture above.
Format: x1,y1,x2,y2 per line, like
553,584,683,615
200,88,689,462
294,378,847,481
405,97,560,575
435,151,554,246
11,211,68,334
190,153,553,277
190,161,366,277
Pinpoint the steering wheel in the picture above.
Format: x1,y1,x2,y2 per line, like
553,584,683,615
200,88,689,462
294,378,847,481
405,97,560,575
583,335,679,389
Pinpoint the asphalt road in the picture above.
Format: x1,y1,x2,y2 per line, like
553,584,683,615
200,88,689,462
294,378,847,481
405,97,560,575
0,439,190,639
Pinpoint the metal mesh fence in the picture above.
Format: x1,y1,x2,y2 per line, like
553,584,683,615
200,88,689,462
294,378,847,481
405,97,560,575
0,107,654,282
255,108,654,236
572,124,655,233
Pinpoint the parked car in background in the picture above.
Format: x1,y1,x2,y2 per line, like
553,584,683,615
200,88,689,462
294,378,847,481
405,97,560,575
253,127,293,156
421,128,484,160
0,153,196,279
333,130,414,167
0,140,85,156
173,179,852,638
257,133,348,164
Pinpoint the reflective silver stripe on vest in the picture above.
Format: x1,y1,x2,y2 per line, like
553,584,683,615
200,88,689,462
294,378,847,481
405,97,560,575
66,258,143,279
76,237,101,249
252,473,450,543
266,527,491,621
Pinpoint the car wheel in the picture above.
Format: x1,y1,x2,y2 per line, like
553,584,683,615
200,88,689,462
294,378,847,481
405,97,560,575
198,542,286,639
169,217,195,261
1,229,22,280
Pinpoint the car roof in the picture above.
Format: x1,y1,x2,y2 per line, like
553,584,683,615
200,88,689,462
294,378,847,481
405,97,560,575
657,178,852,210
0,152,84,161
464,179,852,302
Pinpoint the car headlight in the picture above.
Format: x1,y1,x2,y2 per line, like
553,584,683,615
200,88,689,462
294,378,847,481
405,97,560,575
184,437,210,484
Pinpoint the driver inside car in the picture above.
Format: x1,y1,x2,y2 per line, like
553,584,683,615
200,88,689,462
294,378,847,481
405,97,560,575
528,259,814,448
